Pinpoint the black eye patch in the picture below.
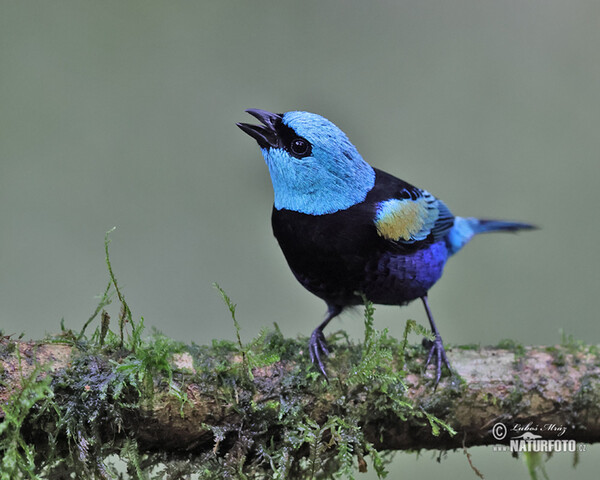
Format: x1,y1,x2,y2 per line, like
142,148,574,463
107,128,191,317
275,122,313,159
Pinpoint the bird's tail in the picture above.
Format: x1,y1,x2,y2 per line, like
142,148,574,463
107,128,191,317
472,219,537,234
447,217,537,255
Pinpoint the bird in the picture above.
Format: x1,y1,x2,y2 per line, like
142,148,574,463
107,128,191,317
237,108,535,384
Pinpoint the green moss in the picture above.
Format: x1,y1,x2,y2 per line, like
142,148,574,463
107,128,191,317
544,346,567,367
497,338,526,358
0,337,17,356
559,329,587,353
182,302,392,478
523,451,549,480
0,350,53,480
0,230,455,479
572,373,600,416
499,375,526,416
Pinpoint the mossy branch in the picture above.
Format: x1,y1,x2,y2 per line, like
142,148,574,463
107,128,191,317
1,333,599,478
1,233,597,478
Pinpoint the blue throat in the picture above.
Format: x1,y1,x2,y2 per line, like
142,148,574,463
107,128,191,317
264,148,375,215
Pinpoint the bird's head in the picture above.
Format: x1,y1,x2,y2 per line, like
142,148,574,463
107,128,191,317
237,109,375,215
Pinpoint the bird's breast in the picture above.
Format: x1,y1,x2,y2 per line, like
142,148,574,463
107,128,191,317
271,207,449,306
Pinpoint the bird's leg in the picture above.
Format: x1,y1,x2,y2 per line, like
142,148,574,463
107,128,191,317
309,304,343,377
421,296,452,386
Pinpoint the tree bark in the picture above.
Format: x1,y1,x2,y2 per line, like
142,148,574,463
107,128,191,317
2,338,599,455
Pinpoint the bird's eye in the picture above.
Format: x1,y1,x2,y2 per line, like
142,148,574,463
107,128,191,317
290,138,311,157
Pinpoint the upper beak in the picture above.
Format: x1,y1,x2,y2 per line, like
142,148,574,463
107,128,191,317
236,109,282,149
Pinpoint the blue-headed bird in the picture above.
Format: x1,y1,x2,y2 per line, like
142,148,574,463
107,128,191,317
237,109,535,384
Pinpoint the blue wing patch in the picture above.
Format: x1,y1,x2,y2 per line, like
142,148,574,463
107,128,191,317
374,190,454,244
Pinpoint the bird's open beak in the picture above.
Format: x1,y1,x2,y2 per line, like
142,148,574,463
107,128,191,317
236,109,282,149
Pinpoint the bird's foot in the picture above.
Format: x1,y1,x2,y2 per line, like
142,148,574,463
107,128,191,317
423,334,452,387
309,327,330,377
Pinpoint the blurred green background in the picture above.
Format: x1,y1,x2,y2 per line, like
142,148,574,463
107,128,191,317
1,1,599,478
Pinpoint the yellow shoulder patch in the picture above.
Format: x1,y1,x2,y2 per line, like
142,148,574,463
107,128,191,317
374,198,436,243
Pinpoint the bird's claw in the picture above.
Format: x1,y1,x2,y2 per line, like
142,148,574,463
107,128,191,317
309,328,330,377
423,334,452,387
